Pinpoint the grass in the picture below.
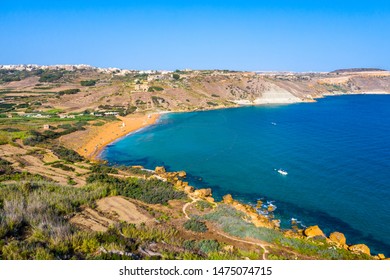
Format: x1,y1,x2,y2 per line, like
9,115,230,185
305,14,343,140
86,173,187,205
183,218,208,233
204,205,372,260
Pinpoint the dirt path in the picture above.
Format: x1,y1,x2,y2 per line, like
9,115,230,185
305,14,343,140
213,229,270,260
182,196,200,219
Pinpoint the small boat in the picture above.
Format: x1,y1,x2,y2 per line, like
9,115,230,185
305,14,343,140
271,122,277,125
277,169,288,176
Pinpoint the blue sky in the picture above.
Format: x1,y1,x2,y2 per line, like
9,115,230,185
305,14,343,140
1,0,389,71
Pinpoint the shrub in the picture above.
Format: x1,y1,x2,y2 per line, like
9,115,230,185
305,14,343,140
39,70,64,82
172,73,180,80
0,158,13,175
52,146,84,162
58,89,80,95
148,86,164,92
51,163,75,172
80,80,97,86
90,164,118,174
183,219,208,233
195,200,212,211
86,174,186,204
197,239,221,254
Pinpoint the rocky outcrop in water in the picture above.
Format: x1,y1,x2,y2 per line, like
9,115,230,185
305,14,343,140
304,225,325,237
329,232,347,247
222,194,277,229
349,244,371,255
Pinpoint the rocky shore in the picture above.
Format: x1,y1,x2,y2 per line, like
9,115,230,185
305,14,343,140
136,164,388,260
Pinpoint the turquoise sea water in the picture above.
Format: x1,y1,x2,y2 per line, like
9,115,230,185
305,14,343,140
101,95,390,256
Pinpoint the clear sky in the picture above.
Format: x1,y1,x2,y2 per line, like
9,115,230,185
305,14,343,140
1,0,389,71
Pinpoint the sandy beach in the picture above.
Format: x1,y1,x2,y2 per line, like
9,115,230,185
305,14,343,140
77,113,160,160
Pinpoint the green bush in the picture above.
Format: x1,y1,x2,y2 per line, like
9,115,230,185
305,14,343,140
39,70,65,82
80,80,97,86
148,86,164,92
58,89,80,95
183,218,208,233
197,239,221,254
90,164,118,174
86,173,186,204
53,146,84,162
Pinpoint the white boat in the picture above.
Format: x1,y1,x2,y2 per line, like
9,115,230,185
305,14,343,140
277,169,288,176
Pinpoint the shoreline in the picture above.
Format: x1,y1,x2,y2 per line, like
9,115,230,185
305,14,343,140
77,113,161,161
79,92,390,162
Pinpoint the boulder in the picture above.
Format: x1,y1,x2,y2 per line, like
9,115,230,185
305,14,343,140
223,245,234,252
155,166,166,174
193,188,212,198
222,194,234,204
272,219,281,228
349,244,371,255
256,200,263,208
205,197,215,204
378,253,385,260
178,171,187,178
175,180,183,187
304,225,325,237
251,216,275,229
267,204,276,212
329,232,347,245
184,186,194,193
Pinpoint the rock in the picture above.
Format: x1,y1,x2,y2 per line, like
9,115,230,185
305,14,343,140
284,229,303,238
256,200,263,208
378,253,385,260
222,194,234,204
205,197,215,204
304,225,325,237
193,188,212,198
329,232,347,245
177,171,186,178
272,219,281,228
223,245,234,252
251,216,275,229
349,244,371,255
132,165,144,169
267,204,275,212
184,186,194,193
155,166,166,174
175,180,183,187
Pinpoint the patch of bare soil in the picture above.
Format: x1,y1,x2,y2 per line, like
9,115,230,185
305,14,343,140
70,208,114,232
96,196,153,225
70,196,154,232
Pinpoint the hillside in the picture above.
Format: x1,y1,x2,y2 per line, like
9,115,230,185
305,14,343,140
0,65,389,260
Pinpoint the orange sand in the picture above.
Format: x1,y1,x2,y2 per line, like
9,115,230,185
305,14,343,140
78,114,160,160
